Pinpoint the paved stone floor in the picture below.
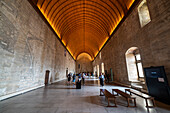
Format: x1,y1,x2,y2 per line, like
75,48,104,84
0,78,170,113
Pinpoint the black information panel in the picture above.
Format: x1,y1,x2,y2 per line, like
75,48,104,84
144,66,170,104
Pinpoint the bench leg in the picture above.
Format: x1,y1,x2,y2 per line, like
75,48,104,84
107,98,117,107
127,98,136,107
114,98,117,107
152,98,155,107
134,98,137,107
127,98,130,107
108,98,110,106
145,99,149,107
145,98,155,108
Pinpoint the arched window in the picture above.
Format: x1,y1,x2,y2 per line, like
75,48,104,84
93,66,97,76
101,63,104,74
125,47,144,82
97,65,100,77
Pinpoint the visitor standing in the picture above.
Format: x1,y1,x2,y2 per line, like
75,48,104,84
72,73,76,85
76,74,82,89
82,73,85,85
99,73,105,86
67,72,72,85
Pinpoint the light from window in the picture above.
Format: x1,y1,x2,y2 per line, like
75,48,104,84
135,54,141,60
101,63,104,73
138,0,151,27
137,63,144,77
93,66,96,76
97,65,99,77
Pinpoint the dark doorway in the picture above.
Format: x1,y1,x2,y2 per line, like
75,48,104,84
45,70,50,85
66,68,68,77
144,66,170,104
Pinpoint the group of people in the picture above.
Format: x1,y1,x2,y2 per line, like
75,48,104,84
67,72,76,85
67,72,86,85
67,72,109,87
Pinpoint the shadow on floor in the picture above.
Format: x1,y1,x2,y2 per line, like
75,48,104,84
81,95,104,107
44,87,76,90
80,95,134,107
100,95,138,107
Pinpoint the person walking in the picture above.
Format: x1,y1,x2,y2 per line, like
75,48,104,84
72,73,76,85
82,73,85,85
99,73,105,86
67,72,72,85
76,74,82,89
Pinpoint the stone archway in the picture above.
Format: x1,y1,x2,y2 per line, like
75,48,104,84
125,47,144,82
125,47,146,90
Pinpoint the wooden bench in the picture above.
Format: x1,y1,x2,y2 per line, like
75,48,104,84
100,89,117,107
125,89,155,108
112,89,136,107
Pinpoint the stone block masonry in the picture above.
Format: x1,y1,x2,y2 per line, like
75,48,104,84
0,0,75,100
93,0,170,85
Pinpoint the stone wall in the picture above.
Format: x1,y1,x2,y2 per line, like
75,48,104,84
76,57,93,74
93,0,170,85
0,0,75,100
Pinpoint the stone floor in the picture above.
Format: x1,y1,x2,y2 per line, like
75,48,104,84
0,78,170,113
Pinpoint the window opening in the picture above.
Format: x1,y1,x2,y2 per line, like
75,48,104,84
125,47,144,82
138,0,151,27
101,63,104,74
135,53,144,78
97,65,99,77
94,66,96,76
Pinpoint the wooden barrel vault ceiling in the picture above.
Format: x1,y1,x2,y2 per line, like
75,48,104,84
30,0,136,60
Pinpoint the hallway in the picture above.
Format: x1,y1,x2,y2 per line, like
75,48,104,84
0,78,170,113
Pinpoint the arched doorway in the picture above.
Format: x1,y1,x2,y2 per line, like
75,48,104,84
76,53,93,74
125,47,145,89
45,70,50,85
